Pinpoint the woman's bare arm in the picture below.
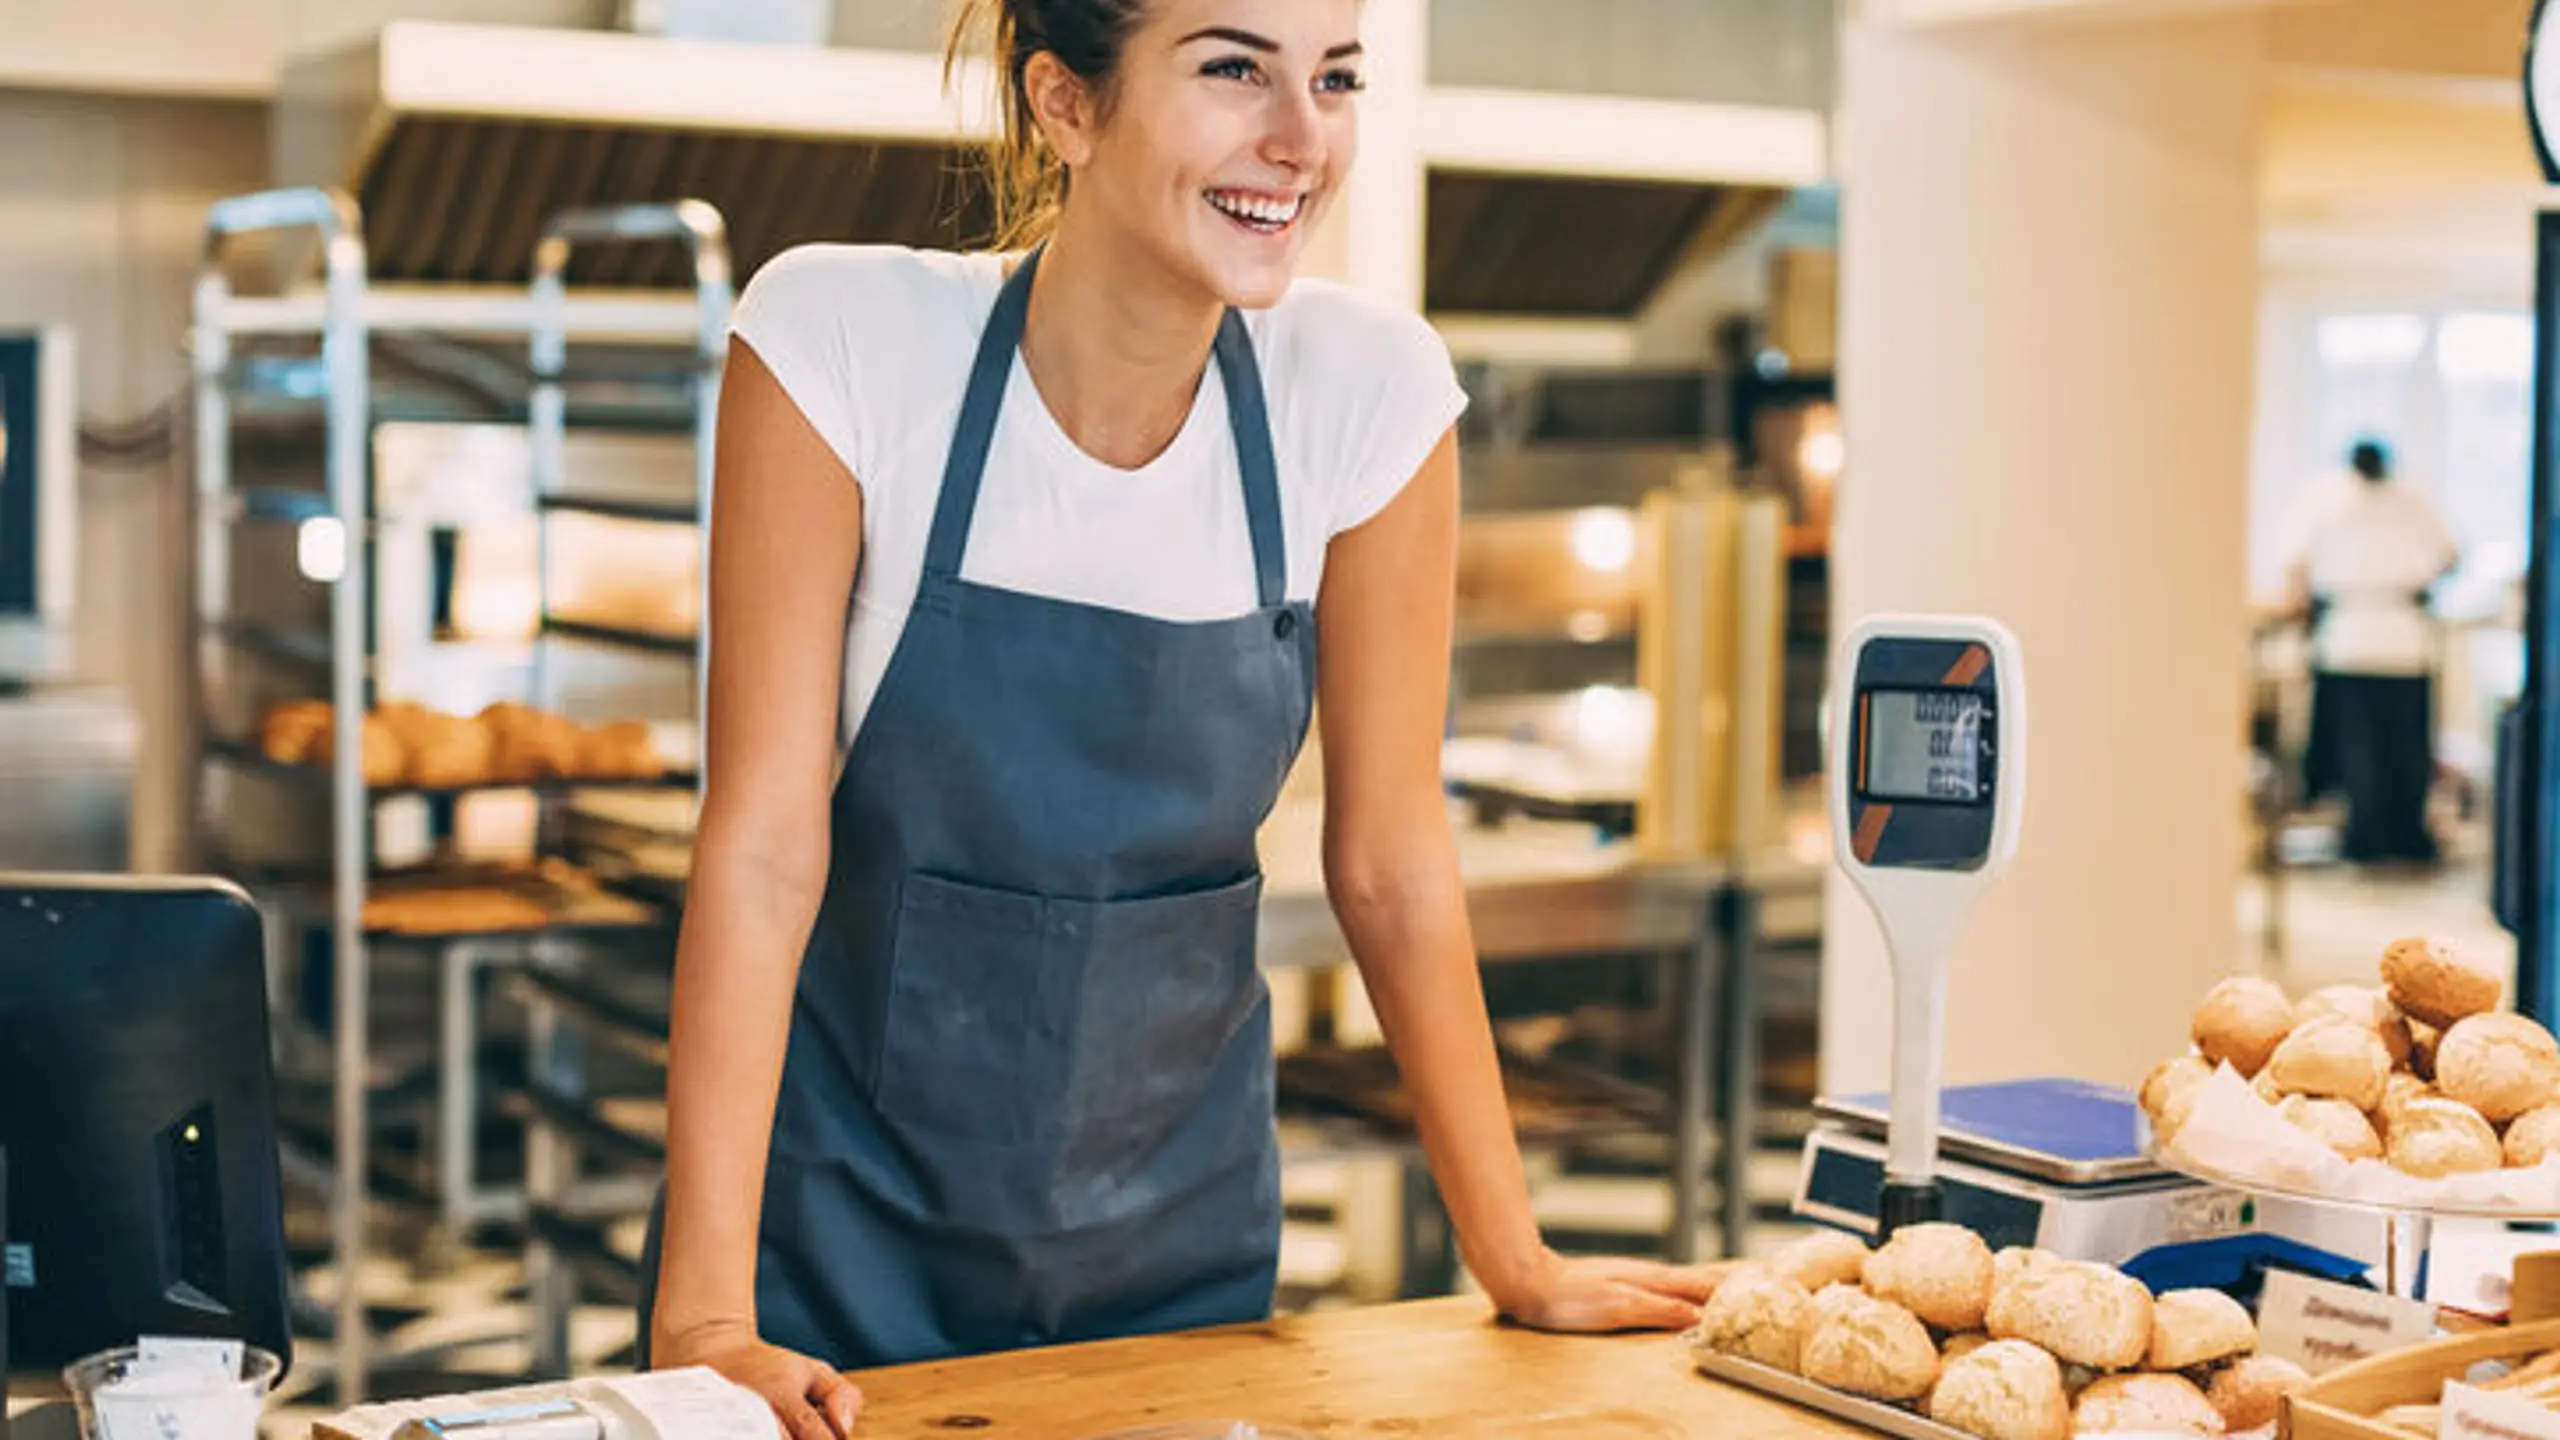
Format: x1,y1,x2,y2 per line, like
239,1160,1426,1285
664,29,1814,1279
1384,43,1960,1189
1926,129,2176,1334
652,340,868,1435
1318,430,1726,1328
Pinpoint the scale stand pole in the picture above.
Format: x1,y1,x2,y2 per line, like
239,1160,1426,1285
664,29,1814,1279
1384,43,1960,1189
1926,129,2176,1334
1881,915,1961,1237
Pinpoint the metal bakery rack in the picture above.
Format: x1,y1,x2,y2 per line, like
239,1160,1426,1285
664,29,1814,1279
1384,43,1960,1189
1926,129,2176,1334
190,185,727,1400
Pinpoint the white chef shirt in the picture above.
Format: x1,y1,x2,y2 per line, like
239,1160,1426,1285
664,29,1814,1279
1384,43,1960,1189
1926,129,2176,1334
729,245,1469,751
2279,470,2458,676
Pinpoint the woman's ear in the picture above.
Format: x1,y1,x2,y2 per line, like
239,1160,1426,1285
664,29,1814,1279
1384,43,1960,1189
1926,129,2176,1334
1022,51,1100,168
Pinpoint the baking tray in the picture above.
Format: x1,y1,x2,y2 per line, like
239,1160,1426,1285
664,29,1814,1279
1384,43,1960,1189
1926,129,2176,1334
1690,1351,1970,1440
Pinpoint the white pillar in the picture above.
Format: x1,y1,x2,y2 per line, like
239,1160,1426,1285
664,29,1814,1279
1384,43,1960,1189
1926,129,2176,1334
1820,11,2266,1094
1328,0,1428,307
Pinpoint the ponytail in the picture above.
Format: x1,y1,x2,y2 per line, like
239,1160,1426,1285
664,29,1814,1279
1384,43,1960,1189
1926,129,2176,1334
945,0,1150,246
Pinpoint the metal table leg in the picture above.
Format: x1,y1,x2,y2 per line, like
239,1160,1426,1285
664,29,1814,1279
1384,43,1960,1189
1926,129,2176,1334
1396,1154,1459,1299
1718,883,1763,1261
1667,903,1718,1264
525,940,581,1378
440,940,484,1244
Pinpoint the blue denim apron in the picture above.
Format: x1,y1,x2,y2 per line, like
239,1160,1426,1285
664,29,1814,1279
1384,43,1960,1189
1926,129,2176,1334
644,247,1314,1369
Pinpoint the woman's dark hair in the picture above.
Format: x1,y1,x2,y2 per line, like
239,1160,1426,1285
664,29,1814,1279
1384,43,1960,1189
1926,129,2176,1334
2349,438,2392,483
947,0,1152,245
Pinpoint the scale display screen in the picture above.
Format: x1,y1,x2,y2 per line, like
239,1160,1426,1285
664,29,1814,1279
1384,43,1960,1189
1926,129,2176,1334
1860,687,1991,804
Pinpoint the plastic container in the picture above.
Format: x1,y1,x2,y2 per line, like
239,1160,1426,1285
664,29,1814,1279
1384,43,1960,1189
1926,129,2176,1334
63,1344,282,1440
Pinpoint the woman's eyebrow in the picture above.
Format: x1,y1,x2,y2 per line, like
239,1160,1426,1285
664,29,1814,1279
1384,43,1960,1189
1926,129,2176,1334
1180,26,1279,51
1178,27,1365,60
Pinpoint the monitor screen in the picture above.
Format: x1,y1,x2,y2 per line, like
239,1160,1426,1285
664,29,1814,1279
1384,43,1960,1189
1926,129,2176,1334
1861,687,1991,805
0,875,292,1371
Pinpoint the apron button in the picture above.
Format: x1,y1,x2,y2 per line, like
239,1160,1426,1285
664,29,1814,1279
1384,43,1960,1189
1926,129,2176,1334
1273,611,1297,640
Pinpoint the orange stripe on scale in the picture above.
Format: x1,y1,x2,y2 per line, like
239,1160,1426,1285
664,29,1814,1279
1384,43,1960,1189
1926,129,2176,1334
1944,644,1990,686
1852,802,1893,864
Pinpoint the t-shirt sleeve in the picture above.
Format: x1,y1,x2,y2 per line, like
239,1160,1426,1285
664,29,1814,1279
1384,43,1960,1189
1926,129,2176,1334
2273,475,2335,575
1327,305,1469,537
728,245,870,480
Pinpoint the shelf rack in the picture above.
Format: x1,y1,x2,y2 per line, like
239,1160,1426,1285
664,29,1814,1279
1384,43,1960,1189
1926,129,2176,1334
519,202,729,1379
190,186,726,1401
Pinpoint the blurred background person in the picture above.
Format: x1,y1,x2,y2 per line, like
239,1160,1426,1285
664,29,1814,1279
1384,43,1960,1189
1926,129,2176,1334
2285,437,2459,868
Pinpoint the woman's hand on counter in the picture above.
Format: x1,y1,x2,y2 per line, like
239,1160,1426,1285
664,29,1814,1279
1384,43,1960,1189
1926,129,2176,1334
654,1320,864,1439
1492,1249,1737,1333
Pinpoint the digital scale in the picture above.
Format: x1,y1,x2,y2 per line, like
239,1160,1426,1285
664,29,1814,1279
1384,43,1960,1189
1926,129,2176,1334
1809,616,2384,1284
1795,1078,2244,1264
1828,614,2029,1234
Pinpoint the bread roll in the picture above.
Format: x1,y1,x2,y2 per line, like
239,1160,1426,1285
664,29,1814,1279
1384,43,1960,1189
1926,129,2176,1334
2264,1017,2391,1111
1863,1222,1997,1332
2141,1055,2213,1120
403,709,494,789
316,710,407,788
1690,1264,1812,1373
2510,1105,2560,1168
2249,1068,2285,1107
2410,1020,2443,1081
1807,1283,1870,1331
2207,1354,2310,1432
2072,1373,2225,1435
2154,1082,2208,1146
1943,1333,1995,1364
2386,1097,2502,1178
1985,1259,2154,1371
2192,977,2295,1078
480,702,581,782
1925,1338,2070,1440
2381,936,2502,1029
2436,1013,2560,1123
478,702,542,783
2295,984,2415,1069
2144,1289,2255,1371
2376,1073,2434,1138
1800,1294,1939,1402
1994,1248,2065,1293
2274,1095,2384,1161
1769,1230,1869,1295
573,719,662,780
259,699,332,765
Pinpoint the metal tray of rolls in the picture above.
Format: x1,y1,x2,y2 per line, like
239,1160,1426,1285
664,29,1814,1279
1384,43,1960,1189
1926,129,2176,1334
1691,1351,1974,1440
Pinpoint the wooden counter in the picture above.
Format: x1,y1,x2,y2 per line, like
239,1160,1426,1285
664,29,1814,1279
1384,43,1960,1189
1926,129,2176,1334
848,1298,1871,1439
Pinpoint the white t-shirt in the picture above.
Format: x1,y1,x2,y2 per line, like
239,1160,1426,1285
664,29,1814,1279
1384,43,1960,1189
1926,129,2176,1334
729,245,1469,750
2278,471,2458,676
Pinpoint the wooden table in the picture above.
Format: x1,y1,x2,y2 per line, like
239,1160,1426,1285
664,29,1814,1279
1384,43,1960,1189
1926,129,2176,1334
848,1298,1869,1439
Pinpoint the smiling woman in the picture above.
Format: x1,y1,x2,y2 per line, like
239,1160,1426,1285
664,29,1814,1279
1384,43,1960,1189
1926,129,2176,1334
642,1,1730,1435
948,0,1364,301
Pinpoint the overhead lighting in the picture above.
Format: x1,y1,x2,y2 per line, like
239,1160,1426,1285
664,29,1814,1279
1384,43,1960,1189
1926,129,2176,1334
1799,429,1846,482
296,517,346,583
1569,508,1637,574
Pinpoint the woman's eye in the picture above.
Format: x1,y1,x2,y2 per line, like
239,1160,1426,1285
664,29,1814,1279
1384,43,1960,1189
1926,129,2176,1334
1316,68,1366,94
1202,55,1262,83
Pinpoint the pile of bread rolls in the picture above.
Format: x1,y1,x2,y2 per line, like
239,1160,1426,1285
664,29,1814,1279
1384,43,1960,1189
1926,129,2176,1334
1689,1224,2307,1438
2143,938,2558,1183
259,699,663,789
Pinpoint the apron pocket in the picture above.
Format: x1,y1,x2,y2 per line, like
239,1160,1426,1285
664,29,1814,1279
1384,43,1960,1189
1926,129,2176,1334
1060,873,1266,1181
874,872,1079,1146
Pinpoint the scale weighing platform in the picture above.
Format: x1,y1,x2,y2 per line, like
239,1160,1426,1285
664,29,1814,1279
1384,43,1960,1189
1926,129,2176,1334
1796,1077,2248,1264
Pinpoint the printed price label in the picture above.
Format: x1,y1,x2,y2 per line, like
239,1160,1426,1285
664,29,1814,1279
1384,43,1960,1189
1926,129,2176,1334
2441,1382,2560,1440
2258,1270,2438,1375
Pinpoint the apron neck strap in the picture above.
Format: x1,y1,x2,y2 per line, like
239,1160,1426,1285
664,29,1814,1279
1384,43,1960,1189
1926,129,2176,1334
921,245,1291,612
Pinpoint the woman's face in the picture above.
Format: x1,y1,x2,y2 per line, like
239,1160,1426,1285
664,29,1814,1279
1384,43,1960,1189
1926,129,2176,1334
1059,0,1364,309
